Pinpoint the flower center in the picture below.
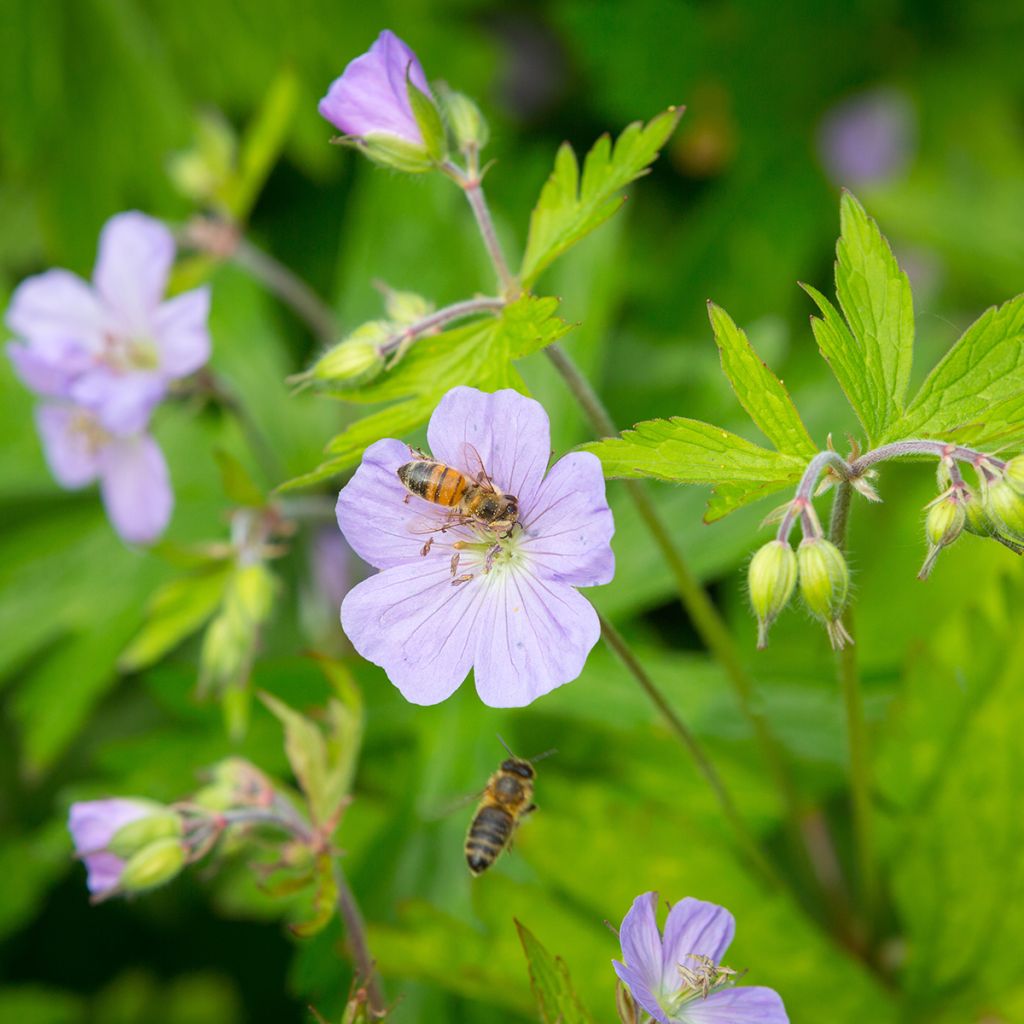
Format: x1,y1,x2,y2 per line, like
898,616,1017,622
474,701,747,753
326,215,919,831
71,409,112,456
101,331,160,372
447,523,523,585
666,955,739,1009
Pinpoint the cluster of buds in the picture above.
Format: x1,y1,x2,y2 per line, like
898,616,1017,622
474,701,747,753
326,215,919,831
748,533,851,650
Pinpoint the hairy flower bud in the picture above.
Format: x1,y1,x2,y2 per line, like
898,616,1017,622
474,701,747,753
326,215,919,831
797,538,852,649
107,805,183,859
747,540,797,649
962,485,992,537
919,490,967,579
382,288,433,327
983,478,1024,541
441,90,490,152
311,322,388,388
119,837,187,894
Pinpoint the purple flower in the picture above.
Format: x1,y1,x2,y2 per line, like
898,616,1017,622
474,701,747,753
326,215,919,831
36,402,172,544
818,88,915,186
336,386,615,708
7,211,211,434
68,798,157,896
613,892,788,1024
318,30,432,145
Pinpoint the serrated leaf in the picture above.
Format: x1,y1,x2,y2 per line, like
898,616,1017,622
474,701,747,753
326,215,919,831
583,417,806,490
801,282,883,441
290,853,339,938
834,191,914,431
707,302,817,458
704,479,795,524
520,108,683,287
281,297,569,489
882,294,1024,445
515,921,592,1024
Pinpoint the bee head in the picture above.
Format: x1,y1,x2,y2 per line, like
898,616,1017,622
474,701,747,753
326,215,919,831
501,757,534,779
501,495,519,522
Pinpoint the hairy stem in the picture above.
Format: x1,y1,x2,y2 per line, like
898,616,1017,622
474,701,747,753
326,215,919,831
546,343,813,885
379,296,505,356
599,615,781,888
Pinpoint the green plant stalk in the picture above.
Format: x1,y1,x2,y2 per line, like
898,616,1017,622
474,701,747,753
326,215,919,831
599,614,782,889
543,342,816,884
829,481,879,929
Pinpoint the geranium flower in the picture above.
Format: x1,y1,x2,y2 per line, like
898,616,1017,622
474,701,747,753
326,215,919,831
613,892,788,1024
36,402,172,544
7,211,211,434
318,30,433,146
336,386,615,707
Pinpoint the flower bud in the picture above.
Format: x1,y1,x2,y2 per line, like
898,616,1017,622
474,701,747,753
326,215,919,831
107,805,183,859
962,485,992,537
441,90,490,152
119,837,187,894
382,287,433,327
983,478,1024,541
747,540,797,649
359,132,437,173
310,322,388,389
919,491,967,579
167,111,236,207
1005,455,1024,495
797,538,852,649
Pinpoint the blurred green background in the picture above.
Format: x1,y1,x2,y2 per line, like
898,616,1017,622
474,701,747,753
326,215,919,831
2,1,1024,1022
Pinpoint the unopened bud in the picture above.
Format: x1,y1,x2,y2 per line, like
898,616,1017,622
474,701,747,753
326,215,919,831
311,323,388,388
382,287,433,326
107,805,183,859
962,485,992,537
919,491,967,579
983,478,1024,541
359,132,436,173
119,837,187,894
442,90,490,152
797,538,852,649
747,540,797,649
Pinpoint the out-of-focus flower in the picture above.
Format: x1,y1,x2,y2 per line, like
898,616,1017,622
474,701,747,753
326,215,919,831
818,88,915,186
7,212,211,434
336,387,615,708
613,892,788,1024
35,403,172,544
68,798,184,899
318,30,442,171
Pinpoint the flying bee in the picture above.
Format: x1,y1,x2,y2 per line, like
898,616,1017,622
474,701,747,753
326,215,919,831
465,738,553,876
397,444,519,540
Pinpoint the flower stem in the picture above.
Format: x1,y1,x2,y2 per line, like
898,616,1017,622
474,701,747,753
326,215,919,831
599,615,781,888
379,296,505,356
545,342,813,875
334,862,387,1015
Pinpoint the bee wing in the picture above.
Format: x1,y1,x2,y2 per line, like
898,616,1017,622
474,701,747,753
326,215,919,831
405,511,478,536
459,442,497,492
422,790,486,822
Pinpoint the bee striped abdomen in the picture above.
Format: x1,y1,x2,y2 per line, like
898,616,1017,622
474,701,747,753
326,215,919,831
398,460,468,509
465,805,514,875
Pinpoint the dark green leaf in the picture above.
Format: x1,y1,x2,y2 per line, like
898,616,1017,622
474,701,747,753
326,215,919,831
707,302,817,458
520,108,683,286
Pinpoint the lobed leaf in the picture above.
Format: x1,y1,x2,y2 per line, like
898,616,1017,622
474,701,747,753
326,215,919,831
707,302,817,458
515,920,593,1024
881,293,1024,446
520,108,683,287
834,191,914,434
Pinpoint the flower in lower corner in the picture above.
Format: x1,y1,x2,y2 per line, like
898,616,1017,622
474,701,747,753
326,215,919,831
613,892,788,1024
336,386,615,708
6,211,211,434
36,402,173,544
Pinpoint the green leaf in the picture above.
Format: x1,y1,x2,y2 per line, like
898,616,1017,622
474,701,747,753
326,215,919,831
214,449,265,507
119,564,233,672
834,191,914,432
585,418,805,483
882,293,1024,445
704,479,795,524
800,282,884,441
520,108,683,287
707,302,817,458
281,297,570,489
515,921,593,1024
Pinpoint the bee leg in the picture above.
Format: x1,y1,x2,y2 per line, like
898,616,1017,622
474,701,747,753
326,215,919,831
523,803,537,816
450,552,460,576
420,537,433,557
451,574,474,586
402,494,411,504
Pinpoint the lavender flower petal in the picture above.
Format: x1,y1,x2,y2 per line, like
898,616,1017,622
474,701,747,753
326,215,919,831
153,286,212,376
661,897,736,994
5,268,105,357
93,212,176,336
99,434,173,544
519,451,615,586
619,892,666,998
7,342,80,397
35,404,103,488
336,438,440,570
679,986,789,1024
71,369,166,435
612,960,670,1024
318,30,430,143
81,852,127,894
68,798,151,852
341,558,481,704
427,387,551,512
471,568,600,707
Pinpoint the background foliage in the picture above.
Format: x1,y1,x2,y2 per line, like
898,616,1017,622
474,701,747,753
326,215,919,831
2,1,1024,1022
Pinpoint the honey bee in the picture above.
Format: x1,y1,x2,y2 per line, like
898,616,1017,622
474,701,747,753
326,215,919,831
465,740,552,876
397,445,519,539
